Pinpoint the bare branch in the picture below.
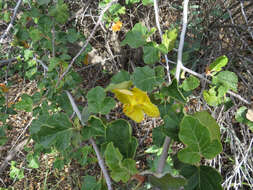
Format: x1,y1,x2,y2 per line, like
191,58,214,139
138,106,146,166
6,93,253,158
0,0,23,43
56,0,118,87
175,0,189,81
156,136,171,174
65,91,113,190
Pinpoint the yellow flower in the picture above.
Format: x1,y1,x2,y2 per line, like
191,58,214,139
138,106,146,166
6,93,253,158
112,87,160,123
112,21,122,32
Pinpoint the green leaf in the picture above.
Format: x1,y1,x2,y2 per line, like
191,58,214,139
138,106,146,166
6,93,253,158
105,142,123,169
49,3,69,24
24,49,33,61
235,106,253,131
162,28,178,52
15,94,33,112
209,55,228,73
161,106,184,141
105,143,137,182
180,75,200,91
132,66,164,92
30,113,73,150
161,79,186,103
121,158,138,177
25,67,37,79
178,116,222,164
87,86,116,114
81,116,106,140
173,157,223,190
67,29,79,43
146,172,186,190
106,119,137,158
10,161,24,180
143,42,160,64
212,71,238,92
142,0,153,6
82,175,101,190
152,126,166,147
203,87,220,106
121,23,148,48
110,70,131,84
38,0,50,5
48,57,60,72
29,28,42,42
27,153,40,168
193,111,221,141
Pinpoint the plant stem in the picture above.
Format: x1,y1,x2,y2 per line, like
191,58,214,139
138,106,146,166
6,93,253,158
175,0,189,81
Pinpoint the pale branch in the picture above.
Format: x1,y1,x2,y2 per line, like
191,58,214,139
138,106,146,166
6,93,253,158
56,0,118,87
65,91,113,190
0,0,23,43
153,0,171,83
175,0,189,81
156,136,171,174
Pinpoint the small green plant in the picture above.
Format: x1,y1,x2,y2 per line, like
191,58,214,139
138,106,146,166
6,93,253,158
9,161,24,180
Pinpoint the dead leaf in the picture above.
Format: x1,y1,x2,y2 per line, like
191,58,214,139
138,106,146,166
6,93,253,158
246,109,253,122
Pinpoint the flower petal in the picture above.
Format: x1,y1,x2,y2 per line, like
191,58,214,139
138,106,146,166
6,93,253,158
123,104,144,123
112,88,133,104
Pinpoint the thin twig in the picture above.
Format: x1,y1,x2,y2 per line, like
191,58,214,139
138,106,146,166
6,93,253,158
153,0,171,83
0,0,23,43
65,91,113,190
56,0,118,87
175,0,189,81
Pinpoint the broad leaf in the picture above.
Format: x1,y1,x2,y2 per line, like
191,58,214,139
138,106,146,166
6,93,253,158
30,113,73,150
161,79,186,103
178,116,222,164
209,55,228,73
212,71,238,92
121,23,148,48
106,119,137,158
87,86,116,114
143,42,160,64
82,175,101,190
180,75,200,91
193,111,221,140
105,143,137,182
173,157,223,190
81,116,106,140
110,70,131,84
132,66,164,92
15,94,33,112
